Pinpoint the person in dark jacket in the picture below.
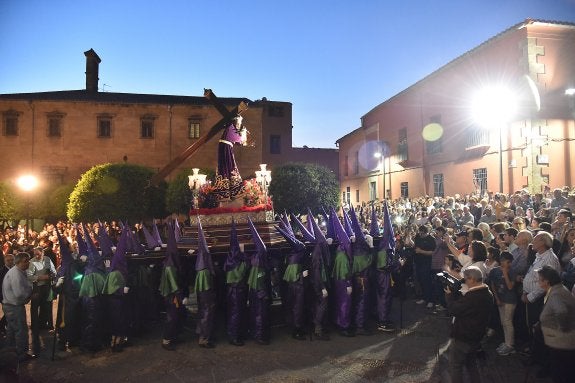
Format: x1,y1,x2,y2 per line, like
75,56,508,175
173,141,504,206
445,266,493,383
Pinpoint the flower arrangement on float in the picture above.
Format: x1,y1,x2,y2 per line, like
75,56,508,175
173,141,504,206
191,178,272,215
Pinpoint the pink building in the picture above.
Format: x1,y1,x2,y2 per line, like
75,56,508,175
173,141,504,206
337,19,575,204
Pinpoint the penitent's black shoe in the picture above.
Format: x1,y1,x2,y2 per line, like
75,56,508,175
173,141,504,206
339,329,355,337
255,339,270,345
199,342,215,349
161,342,176,351
314,332,330,341
229,339,245,346
292,330,306,341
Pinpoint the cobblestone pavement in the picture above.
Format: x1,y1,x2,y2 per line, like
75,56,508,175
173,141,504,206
1,299,553,383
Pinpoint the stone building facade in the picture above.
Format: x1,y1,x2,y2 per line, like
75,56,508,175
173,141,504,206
0,49,338,188
337,19,575,204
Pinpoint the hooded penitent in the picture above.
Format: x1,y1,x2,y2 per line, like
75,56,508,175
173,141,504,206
56,228,73,279
330,207,352,329
374,200,397,326
152,221,164,246
102,225,129,295
246,216,270,342
224,219,247,279
74,223,88,257
125,222,144,255
79,223,106,298
377,201,396,269
174,219,182,243
159,221,181,297
342,208,354,238
349,205,372,274
194,217,214,292
224,218,248,344
278,212,294,237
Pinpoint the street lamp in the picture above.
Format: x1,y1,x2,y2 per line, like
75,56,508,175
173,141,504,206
472,85,517,193
16,174,39,241
188,168,207,209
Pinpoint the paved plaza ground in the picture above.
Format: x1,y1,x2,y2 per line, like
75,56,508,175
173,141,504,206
1,297,554,383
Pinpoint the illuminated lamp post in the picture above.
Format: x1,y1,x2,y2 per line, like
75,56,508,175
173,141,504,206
472,86,517,194
16,174,39,241
255,164,272,205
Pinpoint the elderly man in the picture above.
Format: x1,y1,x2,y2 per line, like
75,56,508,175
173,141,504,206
521,231,561,355
2,252,33,361
445,266,493,383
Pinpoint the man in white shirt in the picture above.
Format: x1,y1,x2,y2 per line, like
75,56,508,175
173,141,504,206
2,252,33,361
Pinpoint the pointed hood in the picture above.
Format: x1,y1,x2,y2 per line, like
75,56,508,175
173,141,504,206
309,209,327,245
224,219,245,271
142,223,160,249
74,223,88,256
380,200,396,251
152,221,164,246
369,207,380,237
342,207,354,237
248,216,267,268
349,205,370,253
96,221,114,259
289,213,315,242
125,222,144,255
82,223,105,275
321,207,335,240
163,220,181,270
56,228,73,278
111,225,129,279
306,212,315,239
279,211,293,236
330,207,351,255
195,217,214,274
275,225,306,252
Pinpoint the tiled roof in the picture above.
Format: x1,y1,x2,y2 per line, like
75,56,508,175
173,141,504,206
0,89,251,106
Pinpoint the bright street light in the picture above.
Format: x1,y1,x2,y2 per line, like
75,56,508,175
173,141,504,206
16,174,39,192
472,85,517,193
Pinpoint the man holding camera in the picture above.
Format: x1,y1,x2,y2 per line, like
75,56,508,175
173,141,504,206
445,266,493,383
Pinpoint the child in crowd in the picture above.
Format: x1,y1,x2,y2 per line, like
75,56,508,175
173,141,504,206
489,251,517,355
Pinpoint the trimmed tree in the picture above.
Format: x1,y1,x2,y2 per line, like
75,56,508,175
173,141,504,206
67,163,167,222
268,162,339,215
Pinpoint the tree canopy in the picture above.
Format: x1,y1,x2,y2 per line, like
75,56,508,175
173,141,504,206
268,162,339,215
67,163,166,222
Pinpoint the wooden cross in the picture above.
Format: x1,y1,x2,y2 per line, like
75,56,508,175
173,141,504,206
150,89,248,186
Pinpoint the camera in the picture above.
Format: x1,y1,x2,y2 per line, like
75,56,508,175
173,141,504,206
436,271,463,292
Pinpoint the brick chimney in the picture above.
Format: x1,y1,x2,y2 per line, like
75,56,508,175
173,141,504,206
84,49,101,92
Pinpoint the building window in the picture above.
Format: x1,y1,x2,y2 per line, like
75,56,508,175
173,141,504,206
344,155,349,177
342,191,346,205
188,121,200,139
401,182,409,198
473,168,488,197
270,134,281,154
398,127,408,161
97,116,112,138
268,105,284,117
426,115,443,155
47,113,63,137
346,186,351,205
141,117,154,139
355,189,360,203
369,181,377,201
466,126,490,148
354,151,359,175
433,174,444,197
2,111,19,136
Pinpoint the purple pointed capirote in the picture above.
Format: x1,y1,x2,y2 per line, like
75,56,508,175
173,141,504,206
330,207,351,255
289,213,315,242
370,207,380,237
225,219,244,271
82,223,104,275
152,221,163,246
174,219,182,242
110,225,129,280
195,217,214,274
74,223,88,256
348,205,368,247
342,207,354,237
380,200,396,251
275,225,305,252
142,223,159,249
247,216,267,268
164,221,180,270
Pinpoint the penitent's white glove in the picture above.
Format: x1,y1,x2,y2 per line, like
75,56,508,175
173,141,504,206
322,288,328,298
302,270,309,278
123,287,130,294
55,277,65,287
326,238,333,245
104,259,111,268
80,255,88,263
346,286,353,295
182,297,190,306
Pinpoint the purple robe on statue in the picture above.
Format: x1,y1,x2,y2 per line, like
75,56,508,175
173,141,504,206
213,121,246,201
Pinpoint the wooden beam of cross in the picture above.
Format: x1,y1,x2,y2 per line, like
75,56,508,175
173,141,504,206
149,89,248,186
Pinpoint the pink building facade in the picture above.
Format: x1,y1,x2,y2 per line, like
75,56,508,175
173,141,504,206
337,19,575,205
